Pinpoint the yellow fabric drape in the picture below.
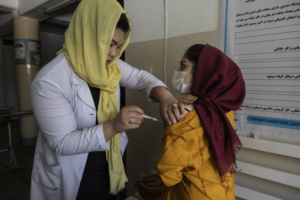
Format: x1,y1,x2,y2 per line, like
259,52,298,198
57,0,131,194
156,110,235,200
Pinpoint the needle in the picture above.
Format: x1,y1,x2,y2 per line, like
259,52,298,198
142,115,163,123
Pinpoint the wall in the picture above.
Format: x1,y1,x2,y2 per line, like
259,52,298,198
124,0,218,194
18,0,48,15
0,39,9,107
0,39,3,107
235,147,300,200
39,22,67,66
0,0,18,9
0,1,18,100
1,39,18,109
0,13,12,26
40,32,65,66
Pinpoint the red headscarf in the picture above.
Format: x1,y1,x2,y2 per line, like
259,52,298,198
191,44,246,177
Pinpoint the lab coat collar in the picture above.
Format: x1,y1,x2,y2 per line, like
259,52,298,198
71,68,96,111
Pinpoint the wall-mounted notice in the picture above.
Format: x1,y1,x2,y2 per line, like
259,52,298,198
14,39,40,65
224,0,300,142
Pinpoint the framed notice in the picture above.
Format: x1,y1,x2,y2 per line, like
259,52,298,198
219,0,300,142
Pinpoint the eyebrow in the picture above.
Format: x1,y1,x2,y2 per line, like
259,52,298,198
180,60,186,65
112,39,118,45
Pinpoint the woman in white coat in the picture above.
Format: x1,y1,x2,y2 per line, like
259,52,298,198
30,0,184,199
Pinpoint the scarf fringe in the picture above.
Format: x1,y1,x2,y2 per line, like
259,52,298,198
109,185,126,196
109,179,128,195
221,164,235,183
219,137,242,181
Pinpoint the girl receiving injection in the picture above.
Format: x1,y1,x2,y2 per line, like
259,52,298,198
156,44,245,200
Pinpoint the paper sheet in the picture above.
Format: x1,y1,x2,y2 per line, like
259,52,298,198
221,0,300,142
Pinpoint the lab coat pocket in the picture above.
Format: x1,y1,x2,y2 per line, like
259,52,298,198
32,154,62,198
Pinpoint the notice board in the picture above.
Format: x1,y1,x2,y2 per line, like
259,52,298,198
219,0,300,143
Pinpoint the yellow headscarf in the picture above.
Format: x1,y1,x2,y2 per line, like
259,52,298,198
58,0,131,194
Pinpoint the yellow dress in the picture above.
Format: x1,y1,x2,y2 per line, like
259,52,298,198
156,109,235,200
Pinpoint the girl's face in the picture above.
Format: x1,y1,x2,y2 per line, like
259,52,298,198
176,55,195,84
106,28,125,67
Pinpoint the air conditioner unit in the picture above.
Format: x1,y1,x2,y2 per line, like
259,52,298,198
44,0,81,15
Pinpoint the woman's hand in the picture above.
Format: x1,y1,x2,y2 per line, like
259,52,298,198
113,106,144,132
160,95,185,126
103,106,144,142
150,86,186,126
178,94,198,104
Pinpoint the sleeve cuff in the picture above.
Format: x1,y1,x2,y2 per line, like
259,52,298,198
97,124,110,151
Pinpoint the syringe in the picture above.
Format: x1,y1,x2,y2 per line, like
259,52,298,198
142,115,163,123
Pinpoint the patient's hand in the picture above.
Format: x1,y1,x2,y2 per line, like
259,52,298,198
175,94,197,122
178,94,198,104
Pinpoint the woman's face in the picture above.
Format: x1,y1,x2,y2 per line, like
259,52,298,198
176,55,195,84
106,28,125,67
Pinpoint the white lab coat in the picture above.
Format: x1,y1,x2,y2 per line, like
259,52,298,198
30,53,166,200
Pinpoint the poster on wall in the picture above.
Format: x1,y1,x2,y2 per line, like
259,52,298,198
14,39,26,60
28,40,40,65
14,39,40,65
220,0,300,143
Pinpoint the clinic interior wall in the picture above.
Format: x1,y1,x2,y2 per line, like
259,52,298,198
0,68,4,107
40,22,67,67
236,148,300,199
125,38,165,194
40,32,65,67
0,40,5,107
0,42,17,109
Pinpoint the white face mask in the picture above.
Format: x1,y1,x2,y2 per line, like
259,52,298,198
172,71,192,95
